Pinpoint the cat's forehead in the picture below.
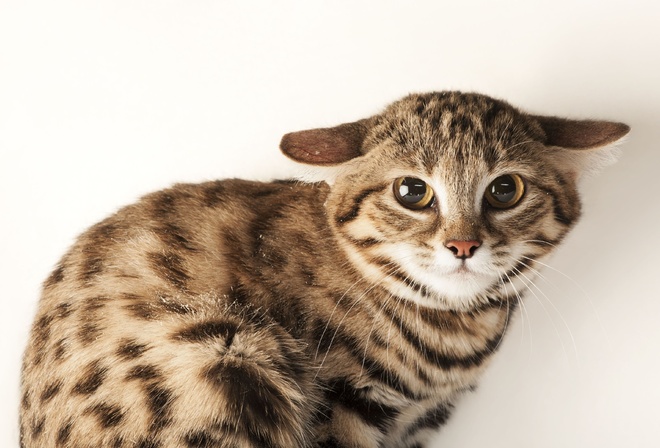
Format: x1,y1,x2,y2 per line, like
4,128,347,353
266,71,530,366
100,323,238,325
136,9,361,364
368,92,544,171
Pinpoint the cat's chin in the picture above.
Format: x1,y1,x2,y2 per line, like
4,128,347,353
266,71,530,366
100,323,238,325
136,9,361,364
400,267,498,312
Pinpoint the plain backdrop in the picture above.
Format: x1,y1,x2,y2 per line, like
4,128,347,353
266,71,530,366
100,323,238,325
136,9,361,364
1,1,659,447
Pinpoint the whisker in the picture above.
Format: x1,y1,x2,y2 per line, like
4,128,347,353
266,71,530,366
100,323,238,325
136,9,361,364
521,255,610,352
315,250,419,380
510,260,579,363
313,278,361,360
502,270,533,359
521,239,558,248
359,264,402,378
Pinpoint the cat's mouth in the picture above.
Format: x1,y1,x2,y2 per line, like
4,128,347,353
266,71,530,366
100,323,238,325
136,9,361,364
435,260,486,277
444,265,493,288
420,260,488,281
449,264,474,275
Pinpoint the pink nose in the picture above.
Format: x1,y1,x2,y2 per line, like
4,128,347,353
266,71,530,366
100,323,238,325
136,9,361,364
445,240,481,259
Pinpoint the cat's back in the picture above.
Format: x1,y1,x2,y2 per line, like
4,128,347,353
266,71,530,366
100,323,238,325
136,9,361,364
20,178,329,448
31,178,321,309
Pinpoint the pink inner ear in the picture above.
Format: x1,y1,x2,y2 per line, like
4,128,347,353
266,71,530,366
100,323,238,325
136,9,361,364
280,120,370,166
535,116,630,150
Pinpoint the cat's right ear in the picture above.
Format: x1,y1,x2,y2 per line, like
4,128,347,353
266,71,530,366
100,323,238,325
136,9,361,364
280,119,372,166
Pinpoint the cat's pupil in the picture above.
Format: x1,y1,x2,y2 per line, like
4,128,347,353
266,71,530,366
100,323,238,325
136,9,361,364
489,175,517,203
398,178,428,204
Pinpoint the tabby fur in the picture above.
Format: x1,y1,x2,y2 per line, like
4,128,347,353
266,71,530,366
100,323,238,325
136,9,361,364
20,91,629,447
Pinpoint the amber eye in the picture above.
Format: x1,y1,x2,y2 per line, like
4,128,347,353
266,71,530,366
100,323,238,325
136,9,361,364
484,174,525,209
393,177,435,209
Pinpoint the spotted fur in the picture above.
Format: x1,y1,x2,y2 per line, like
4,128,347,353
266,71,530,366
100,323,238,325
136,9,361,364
21,92,628,447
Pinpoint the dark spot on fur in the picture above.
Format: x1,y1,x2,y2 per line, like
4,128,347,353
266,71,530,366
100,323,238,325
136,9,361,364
151,191,178,219
122,292,142,300
251,186,281,198
31,416,45,437
54,302,74,319
44,264,65,288
404,403,453,439
86,402,125,428
300,267,317,286
21,390,31,411
156,223,197,252
56,421,72,446
483,101,507,128
83,249,106,271
34,314,53,345
32,344,48,366
116,338,149,360
112,436,124,448
40,380,62,402
52,337,69,362
146,385,174,431
136,437,161,448
226,284,251,309
83,296,109,313
318,437,342,448
149,252,190,290
78,322,102,345
174,320,238,345
326,379,399,431
184,430,216,447
202,181,225,207
73,361,108,395
96,222,119,238
80,253,104,281
124,302,159,321
126,364,162,382
78,222,120,282
205,361,284,426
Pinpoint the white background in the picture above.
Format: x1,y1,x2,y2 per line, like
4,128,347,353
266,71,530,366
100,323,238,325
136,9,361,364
1,1,659,447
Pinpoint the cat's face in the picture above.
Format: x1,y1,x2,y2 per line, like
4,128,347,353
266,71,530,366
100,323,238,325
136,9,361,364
282,92,628,311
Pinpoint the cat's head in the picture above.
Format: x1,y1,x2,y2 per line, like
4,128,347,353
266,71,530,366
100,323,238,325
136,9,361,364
281,92,629,311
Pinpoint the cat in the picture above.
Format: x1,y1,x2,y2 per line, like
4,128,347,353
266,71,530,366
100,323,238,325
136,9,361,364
20,91,629,448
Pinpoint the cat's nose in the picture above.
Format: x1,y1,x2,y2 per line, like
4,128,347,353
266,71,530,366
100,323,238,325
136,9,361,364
445,240,481,259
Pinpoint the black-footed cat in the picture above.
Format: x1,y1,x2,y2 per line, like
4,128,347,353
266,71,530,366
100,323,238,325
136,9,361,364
20,92,629,447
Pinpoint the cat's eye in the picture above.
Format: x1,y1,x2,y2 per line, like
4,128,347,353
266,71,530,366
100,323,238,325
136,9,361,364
484,174,525,209
393,177,435,210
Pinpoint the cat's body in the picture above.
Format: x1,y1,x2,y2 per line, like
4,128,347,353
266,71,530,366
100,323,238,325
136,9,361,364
20,92,629,447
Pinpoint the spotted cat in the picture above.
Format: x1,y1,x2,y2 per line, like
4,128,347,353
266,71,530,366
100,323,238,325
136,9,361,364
20,92,629,447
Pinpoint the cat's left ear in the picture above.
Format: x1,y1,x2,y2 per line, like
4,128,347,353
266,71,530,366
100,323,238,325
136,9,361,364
280,118,373,166
533,116,630,150
533,115,630,175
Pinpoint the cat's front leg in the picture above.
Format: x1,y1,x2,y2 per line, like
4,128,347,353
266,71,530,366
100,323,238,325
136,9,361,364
313,382,453,448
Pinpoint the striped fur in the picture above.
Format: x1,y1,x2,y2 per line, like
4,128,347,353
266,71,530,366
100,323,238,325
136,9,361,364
21,92,628,447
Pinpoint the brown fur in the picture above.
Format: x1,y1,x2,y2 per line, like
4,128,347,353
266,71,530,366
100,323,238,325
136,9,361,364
21,92,628,447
